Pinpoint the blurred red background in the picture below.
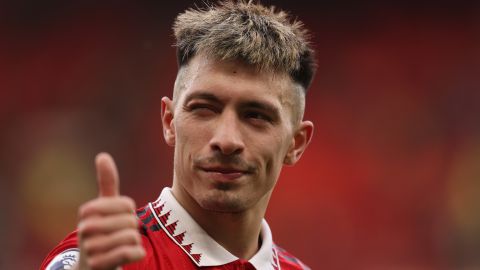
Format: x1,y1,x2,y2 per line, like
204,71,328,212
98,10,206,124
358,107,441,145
1,1,480,269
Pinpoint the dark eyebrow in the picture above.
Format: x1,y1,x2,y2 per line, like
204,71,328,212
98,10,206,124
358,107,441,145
183,91,281,121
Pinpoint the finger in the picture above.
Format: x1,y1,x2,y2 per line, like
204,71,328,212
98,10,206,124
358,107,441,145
95,152,120,197
79,196,136,219
78,214,138,237
87,245,146,270
83,228,142,256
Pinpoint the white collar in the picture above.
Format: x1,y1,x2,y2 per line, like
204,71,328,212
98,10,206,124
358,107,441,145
148,187,280,269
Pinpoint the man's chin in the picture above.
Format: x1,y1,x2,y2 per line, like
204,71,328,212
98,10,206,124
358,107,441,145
197,191,248,213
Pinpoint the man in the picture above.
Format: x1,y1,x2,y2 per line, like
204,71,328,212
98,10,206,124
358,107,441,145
40,0,316,269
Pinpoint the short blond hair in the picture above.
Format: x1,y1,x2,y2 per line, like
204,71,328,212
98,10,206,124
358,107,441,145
173,0,316,91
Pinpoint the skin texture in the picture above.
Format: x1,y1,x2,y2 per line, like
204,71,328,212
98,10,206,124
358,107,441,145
161,54,313,259
71,54,313,269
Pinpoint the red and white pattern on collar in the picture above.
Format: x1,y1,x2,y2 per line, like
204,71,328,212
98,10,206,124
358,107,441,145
148,188,281,269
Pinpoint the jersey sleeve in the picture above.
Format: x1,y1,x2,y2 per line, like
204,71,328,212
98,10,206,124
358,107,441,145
39,221,155,270
39,230,79,270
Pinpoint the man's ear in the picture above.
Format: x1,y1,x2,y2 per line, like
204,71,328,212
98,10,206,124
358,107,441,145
284,121,314,165
161,97,175,147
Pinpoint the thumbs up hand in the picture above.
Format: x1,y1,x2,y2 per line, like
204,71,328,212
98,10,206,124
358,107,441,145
95,153,120,197
74,153,146,270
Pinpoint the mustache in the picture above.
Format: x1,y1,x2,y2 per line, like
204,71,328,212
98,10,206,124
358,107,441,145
193,153,257,173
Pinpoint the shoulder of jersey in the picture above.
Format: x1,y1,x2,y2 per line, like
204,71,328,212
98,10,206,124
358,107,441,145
275,245,311,270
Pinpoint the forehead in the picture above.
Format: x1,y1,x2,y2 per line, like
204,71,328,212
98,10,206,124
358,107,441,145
179,55,296,108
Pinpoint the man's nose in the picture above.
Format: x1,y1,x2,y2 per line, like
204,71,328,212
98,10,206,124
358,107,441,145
209,112,244,155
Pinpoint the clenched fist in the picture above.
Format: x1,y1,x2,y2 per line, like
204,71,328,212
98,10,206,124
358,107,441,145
73,153,146,270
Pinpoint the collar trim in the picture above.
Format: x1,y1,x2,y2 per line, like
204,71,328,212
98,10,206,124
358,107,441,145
148,188,280,269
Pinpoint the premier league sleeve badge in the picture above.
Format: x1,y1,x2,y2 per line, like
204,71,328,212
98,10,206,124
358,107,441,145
45,248,79,270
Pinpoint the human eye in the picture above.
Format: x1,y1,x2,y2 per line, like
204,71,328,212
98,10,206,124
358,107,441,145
184,102,218,116
244,110,273,124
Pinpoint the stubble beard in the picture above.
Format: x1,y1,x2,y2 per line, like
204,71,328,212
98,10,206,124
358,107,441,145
196,187,252,214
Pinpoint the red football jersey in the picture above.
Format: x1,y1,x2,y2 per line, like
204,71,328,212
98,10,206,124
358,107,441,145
40,188,310,270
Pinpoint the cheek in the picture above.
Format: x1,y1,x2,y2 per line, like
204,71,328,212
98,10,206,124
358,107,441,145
173,120,193,174
174,118,211,161
258,132,289,175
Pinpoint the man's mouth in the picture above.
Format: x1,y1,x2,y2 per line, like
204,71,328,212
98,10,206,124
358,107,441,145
202,167,248,174
199,166,251,181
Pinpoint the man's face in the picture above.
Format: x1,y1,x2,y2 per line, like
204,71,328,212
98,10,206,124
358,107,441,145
162,54,312,213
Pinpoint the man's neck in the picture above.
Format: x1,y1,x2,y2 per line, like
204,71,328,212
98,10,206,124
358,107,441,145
193,207,264,260
171,185,270,260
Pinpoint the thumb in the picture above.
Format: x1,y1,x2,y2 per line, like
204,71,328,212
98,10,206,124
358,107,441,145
95,152,120,197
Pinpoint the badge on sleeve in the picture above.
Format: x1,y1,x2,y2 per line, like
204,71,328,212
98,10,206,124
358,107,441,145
46,248,80,270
